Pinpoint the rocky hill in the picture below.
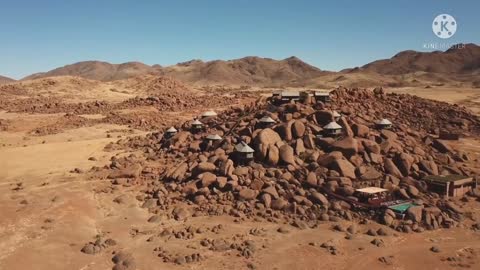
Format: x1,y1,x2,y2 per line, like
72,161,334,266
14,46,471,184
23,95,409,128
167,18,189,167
163,56,328,85
23,61,163,81
357,43,480,75
21,57,327,86
101,87,480,235
0,75,15,85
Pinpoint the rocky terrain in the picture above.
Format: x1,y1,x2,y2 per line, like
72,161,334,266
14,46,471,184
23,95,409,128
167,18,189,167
98,87,480,233
2,81,480,269
0,77,254,137
1,46,480,270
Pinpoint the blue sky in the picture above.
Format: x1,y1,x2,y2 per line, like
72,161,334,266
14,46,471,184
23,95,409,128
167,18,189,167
1,0,479,79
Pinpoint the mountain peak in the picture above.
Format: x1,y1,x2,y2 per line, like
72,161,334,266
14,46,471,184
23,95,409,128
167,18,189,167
284,56,301,61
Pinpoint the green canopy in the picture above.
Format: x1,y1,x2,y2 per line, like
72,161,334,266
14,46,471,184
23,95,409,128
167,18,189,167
388,203,415,213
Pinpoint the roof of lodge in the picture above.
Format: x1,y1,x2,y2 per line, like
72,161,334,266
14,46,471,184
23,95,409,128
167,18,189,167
356,187,389,194
259,116,276,123
312,91,331,96
323,121,342,129
166,127,177,132
235,142,254,153
424,174,472,183
191,119,203,125
280,91,300,97
377,118,393,125
206,134,222,140
202,110,217,117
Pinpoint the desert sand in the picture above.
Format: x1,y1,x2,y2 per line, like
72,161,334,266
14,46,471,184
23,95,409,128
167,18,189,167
388,87,480,115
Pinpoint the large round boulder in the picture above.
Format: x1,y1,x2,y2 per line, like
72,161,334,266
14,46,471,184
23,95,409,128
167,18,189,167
292,120,306,138
254,128,282,146
352,123,370,138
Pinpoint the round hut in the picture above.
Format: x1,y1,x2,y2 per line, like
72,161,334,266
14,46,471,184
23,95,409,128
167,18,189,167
323,121,342,137
165,127,178,138
191,119,204,133
258,116,276,128
375,118,392,130
234,141,255,164
205,134,222,143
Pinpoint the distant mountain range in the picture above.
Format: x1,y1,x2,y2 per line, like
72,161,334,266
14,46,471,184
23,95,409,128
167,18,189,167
2,43,479,87
21,56,328,86
354,43,480,75
161,56,329,85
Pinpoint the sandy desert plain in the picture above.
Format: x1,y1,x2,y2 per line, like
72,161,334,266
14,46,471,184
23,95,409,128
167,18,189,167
1,46,480,270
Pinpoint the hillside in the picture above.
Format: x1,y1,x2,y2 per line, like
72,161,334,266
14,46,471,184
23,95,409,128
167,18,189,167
164,56,328,86
0,75,15,85
23,61,163,81
21,57,328,86
357,43,480,75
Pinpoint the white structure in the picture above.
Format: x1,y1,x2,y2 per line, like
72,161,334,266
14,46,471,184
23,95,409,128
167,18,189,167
313,91,331,102
235,141,255,159
201,110,217,118
205,134,222,141
272,90,282,97
332,110,341,121
259,116,276,123
356,187,389,194
191,119,203,126
165,126,178,138
259,116,276,127
279,91,300,102
191,119,204,133
376,118,393,129
323,121,342,136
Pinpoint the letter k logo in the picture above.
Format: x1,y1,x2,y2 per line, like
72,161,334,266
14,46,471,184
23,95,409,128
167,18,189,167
432,14,457,39
440,21,449,32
